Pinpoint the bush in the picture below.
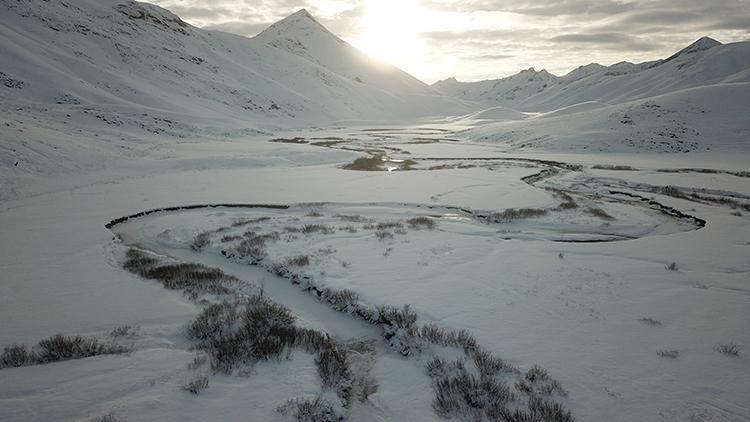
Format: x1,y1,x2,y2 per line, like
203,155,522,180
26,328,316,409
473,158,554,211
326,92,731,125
191,231,212,251
182,375,209,394
301,224,334,235
657,349,679,358
1,334,128,369
585,207,615,221
496,396,574,422
715,343,741,356
287,255,311,267
316,345,353,405
665,262,678,271
639,317,662,326
277,396,344,422
36,334,127,363
0,344,34,368
375,230,393,241
489,208,547,222
322,289,359,312
376,221,403,230
122,248,159,277
406,216,436,229
188,297,302,373
431,360,515,419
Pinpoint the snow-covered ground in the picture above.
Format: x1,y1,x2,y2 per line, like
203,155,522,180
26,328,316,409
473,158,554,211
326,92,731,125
1,1,749,421
1,124,748,421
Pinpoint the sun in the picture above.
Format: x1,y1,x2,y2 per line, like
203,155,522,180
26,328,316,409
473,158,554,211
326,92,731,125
349,0,424,67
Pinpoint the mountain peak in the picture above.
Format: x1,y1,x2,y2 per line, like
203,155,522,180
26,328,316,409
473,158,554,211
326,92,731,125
289,8,315,20
256,8,328,39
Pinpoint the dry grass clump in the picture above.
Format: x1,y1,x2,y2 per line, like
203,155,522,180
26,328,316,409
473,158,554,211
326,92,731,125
236,231,280,259
343,155,384,171
287,255,311,267
124,248,240,299
714,343,741,356
375,230,394,241
1,334,128,369
489,208,548,222
232,216,271,227
335,214,373,223
301,224,334,235
552,191,578,210
191,231,213,251
407,216,436,229
429,357,515,420
639,317,662,326
515,365,566,396
277,396,344,422
182,375,209,394
496,396,574,422
321,288,360,312
586,207,615,221
376,221,404,230
657,349,679,358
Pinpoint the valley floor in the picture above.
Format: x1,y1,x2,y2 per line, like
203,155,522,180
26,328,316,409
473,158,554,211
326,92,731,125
0,123,748,421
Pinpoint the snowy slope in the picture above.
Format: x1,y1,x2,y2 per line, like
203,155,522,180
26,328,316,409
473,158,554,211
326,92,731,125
463,82,750,153
434,37,750,112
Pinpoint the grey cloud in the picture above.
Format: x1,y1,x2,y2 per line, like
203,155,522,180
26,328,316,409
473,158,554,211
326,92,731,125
550,32,663,51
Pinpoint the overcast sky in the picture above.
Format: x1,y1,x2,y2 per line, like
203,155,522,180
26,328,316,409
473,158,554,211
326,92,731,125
151,0,750,84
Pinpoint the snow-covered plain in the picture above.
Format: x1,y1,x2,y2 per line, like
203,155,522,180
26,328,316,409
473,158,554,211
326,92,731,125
1,1,749,421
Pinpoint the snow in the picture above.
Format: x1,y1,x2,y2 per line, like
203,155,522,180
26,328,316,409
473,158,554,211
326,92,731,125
1,1,749,421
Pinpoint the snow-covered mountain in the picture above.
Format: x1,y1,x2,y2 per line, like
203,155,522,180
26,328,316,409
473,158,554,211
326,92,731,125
0,0,465,126
433,37,750,111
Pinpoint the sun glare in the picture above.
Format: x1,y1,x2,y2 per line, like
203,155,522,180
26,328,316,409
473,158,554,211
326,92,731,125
350,0,424,67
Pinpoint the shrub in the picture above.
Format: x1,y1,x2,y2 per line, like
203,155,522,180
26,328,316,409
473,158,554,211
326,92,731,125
496,396,574,422
110,325,136,338
122,248,159,277
287,255,311,267
316,345,353,405
232,216,271,227
0,344,34,368
489,208,547,222
639,317,662,326
666,262,678,271
277,396,344,422
1,335,128,369
322,289,360,312
36,334,127,363
515,365,566,397
376,221,403,230
586,207,615,221
93,413,122,422
431,360,515,419
657,349,679,358
182,375,209,394
189,297,302,373
375,230,393,240
715,343,741,356
301,224,334,235
191,231,212,251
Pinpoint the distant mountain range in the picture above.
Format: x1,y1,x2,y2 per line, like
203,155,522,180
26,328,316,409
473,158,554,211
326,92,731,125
432,36,750,112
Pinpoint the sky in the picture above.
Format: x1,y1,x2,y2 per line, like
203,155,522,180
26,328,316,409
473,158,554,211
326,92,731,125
151,0,750,84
